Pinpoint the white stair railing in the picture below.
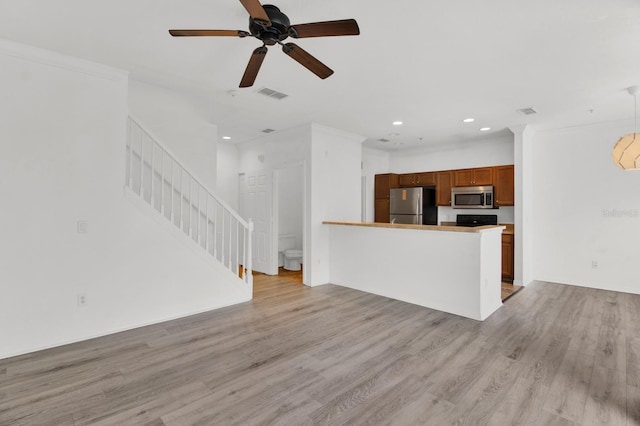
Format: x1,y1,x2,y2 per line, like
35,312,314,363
125,116,253,285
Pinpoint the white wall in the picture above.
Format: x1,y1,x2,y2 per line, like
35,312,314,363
277,164,304,250
217,141,240,211
512,125,534,286
389,134,514,172
308,125,364,286
238,125,311,172
0,39,250,359
128,80,218,191
532,120,640,294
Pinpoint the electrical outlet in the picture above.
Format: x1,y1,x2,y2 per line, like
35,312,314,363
591,261,598,269
77,220,88,234
77,294,88,307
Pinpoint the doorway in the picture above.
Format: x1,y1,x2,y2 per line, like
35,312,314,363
273,163,305,282
238,169,273,275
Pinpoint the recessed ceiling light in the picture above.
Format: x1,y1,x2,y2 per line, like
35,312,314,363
392,121,403,126
389,133,400,137
222,136,231,140
463,118,475,123
480,127,491,132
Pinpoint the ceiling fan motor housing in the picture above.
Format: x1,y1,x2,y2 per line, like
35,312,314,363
250,4,290,45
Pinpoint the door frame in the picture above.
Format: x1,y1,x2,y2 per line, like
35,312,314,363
238,168,274,275
272,161,307,283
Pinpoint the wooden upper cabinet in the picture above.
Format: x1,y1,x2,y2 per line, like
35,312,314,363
398,174,415,187
377,165,513,221
374,174,399,199
416,172,436,186
399,172,436,187
454,167,493,186
472,168,493,185
436,171,453,206
494,165,515,206
454,169,473,186
374,199,391,223
374,174,398,223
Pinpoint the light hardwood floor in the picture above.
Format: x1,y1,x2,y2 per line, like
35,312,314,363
1,274,639,425
501,281,523,301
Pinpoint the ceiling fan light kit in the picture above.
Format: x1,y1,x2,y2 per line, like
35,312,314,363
169,0,360,88
612,86,640,170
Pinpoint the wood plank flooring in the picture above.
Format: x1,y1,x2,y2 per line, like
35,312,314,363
1,276,639,425
501,281,523,301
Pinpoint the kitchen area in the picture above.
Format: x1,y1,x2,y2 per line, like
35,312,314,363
323,162,518,322
375,164,518,300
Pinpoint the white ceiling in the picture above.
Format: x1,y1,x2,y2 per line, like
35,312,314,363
1,0,640,150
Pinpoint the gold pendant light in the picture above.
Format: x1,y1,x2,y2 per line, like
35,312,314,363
612,86,640,170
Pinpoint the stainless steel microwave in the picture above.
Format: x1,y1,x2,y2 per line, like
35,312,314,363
451,186,494,209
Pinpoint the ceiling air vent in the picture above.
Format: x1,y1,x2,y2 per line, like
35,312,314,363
261,128,276,133
517,107,537,116
257,87,289,100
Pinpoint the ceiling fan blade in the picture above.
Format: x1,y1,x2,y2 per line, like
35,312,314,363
169,29,249,37
288,19,360,38
240,46,268,88
239,0,271,25
282,43,333,80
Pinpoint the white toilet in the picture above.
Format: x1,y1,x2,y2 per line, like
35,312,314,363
283,249,303,271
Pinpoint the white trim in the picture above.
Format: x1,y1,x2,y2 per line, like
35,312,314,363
0,295,251,360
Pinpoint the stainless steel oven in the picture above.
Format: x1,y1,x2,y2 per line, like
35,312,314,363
451,186,494,209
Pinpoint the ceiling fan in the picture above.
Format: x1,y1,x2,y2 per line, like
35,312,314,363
169,0,360,88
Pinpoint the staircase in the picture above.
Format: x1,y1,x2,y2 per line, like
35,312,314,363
125,116,253,285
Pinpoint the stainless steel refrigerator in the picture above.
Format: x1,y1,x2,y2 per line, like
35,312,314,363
389,187,438,225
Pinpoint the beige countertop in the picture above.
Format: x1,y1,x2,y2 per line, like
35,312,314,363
441,221,514,235
501,224,514,235
323,221,505,233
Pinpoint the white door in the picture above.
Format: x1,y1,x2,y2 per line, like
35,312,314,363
239,170,273,275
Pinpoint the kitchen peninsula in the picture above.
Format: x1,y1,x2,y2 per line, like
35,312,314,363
324,221,504,321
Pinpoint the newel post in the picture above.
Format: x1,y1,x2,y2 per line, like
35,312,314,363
246,219,254,285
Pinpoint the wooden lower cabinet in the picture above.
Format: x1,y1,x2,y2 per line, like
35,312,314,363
502,233,514,281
